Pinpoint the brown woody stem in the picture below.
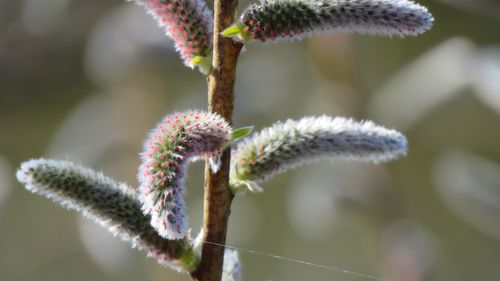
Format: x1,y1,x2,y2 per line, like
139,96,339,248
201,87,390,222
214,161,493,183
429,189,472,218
189,0,243,279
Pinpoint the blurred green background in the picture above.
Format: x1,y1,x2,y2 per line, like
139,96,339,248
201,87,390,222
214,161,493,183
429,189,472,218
1,0,500,280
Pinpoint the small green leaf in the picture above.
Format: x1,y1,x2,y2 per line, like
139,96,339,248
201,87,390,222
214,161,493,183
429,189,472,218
191,55,212,75
221,23,245,37
191,56,204,64
230,126,254,142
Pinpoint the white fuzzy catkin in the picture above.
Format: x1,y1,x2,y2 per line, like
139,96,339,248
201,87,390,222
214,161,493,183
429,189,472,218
16,158,193,271
222,249,242,281
138,110,231,240
230,0,433,42
231,116,407,189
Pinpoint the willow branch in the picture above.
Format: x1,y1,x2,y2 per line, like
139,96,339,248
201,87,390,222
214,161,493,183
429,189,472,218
189,0,243,279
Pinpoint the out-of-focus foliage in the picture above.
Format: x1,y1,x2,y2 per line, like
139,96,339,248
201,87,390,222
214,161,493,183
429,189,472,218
434,151,500,241
1,0,499,281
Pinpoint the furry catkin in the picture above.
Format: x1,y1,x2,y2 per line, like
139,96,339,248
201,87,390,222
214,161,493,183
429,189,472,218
131,0,213,67
139,110,231,239
231,116,407,190
16,159,195,271
224,0,433,42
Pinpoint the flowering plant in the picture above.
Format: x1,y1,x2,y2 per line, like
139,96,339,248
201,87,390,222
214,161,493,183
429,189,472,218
16,0,433,280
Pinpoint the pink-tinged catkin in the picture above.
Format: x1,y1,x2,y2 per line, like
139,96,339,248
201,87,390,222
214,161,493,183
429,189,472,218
230,116,407,190
139,110,231,239
16,159,197,272
131,0,213,67
227,0,433,42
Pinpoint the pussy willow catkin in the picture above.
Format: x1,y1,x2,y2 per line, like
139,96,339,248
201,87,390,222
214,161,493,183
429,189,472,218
16,159,195,271
139,111,231,239
131,0,213,67
231,116,407,190
224,0,433,42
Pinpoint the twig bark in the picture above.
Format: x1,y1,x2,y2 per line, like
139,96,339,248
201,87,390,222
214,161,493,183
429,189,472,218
189,0,243,279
